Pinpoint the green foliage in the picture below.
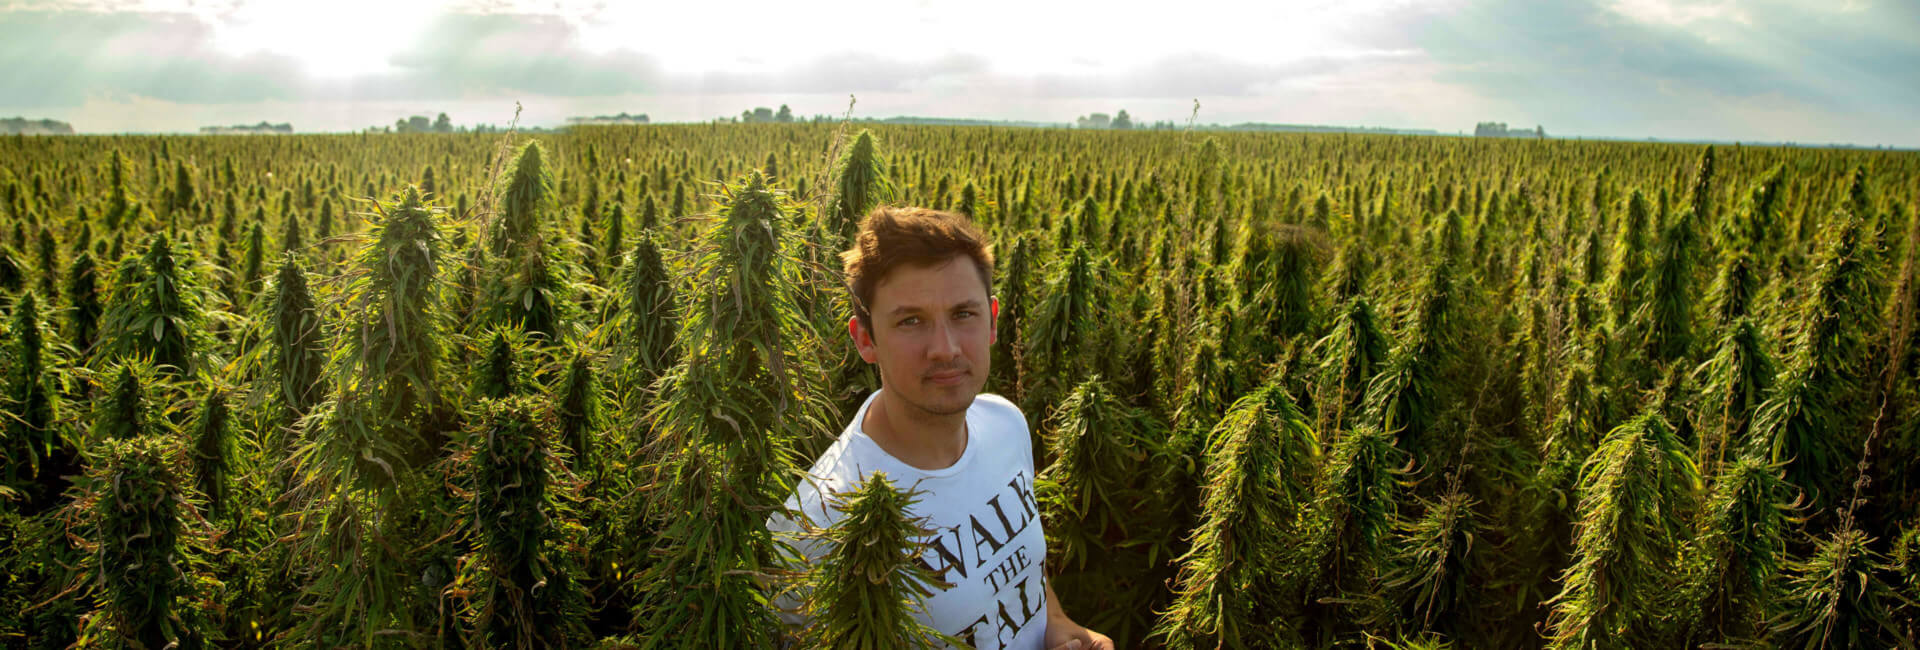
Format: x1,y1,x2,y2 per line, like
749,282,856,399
829,130,892,243
631,171,829,646
268,255,328,420
1750,207,1880,509
1692,318,1774,473
1639,208,1700,365
611,232,678,397
100,233,210,376
1158,381,1317,649
81,435,209,649
3,292,61,489
1543,411,1697,650
1314,296,1389,431
280,187,457,646
1676,456,1793,644
1708,250,1757,325
1363,256,1459,473
484,233,576,342
493,141,557,257
1024,244,1112,432
1037,376,1164,646
1381,491,1481,639
1771,527,1904,649
1285,423,1402,643
322,186,455,472
461,396,588,648
1240,225,1322,350
991,235,1033,401
791,472,955,650
1607,189,1652,333
65,252,101,352
93,360,160,442
187,385,235,520
241,221,266,304
474,329,522,400
555,349,603,473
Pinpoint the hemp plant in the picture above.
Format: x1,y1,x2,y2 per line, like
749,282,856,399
99,233,211,376
828,130,893,244
608,231,679,402
1637,208,1701,366
456,396,588,648
1157,380,1318,649
185,384,236,521
1284,423,1404,646
790,472,955,650
284,187,457,646
1674,455,1793,645
1023,243,1113,440
267,255,328,422
1363,256,1460,474
1750,207,1880,511
1770,527,1904,649
76,435,211,649
1312,292,1389,434
1037,376,1164,646
1542,410,1698,650
3,292,64,498
1691,317,1774,474
630,171,830,647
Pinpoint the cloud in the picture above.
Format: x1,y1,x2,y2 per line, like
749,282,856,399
1396,0,1920,143
0,0,1915,145
0,11,309,105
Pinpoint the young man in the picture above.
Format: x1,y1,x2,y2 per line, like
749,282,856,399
770,207,1113,649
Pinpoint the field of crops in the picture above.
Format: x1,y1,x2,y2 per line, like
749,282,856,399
1,123,1917,648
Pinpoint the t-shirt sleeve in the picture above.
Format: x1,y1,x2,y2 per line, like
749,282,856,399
980,393,1037,474
766,476,839,627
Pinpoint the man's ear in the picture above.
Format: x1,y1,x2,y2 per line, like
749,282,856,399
849,316,879,364
989,296,1000,344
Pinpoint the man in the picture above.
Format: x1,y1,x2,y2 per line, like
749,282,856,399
771,206,1113,649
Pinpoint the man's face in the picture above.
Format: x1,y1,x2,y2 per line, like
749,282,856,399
850,256,997,417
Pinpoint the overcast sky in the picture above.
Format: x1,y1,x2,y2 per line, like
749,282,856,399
1,0,1915,146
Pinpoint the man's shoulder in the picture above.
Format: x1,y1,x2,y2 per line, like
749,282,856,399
792,434,863,505
970,392,1027,432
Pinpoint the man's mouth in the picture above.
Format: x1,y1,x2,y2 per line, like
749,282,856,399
926,369,968,385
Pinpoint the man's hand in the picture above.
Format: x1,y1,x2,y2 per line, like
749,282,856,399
1043,621,1115,650
1043,579,1115,649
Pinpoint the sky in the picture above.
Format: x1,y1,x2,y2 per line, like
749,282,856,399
0,0,1915,146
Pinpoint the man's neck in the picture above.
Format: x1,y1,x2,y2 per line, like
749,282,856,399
862,389,969,471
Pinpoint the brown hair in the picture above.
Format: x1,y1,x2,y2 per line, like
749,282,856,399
841,206,995,333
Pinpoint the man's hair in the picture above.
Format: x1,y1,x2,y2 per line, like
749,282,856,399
841,206,995,333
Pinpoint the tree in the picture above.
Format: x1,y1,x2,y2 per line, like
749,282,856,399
433,112,452,133
775,104,793,123
1112,109,1133,129
1077,113,1113,129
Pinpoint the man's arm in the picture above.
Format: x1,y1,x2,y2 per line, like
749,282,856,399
1043,577,1115,650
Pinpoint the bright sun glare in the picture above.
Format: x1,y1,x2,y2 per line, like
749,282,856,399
208,0,441,79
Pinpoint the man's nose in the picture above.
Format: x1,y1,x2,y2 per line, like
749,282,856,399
929,319,961,361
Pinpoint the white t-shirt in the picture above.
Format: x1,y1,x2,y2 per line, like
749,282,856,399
770,390,1050,650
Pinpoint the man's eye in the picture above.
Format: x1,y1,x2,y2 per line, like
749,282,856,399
955,310,975,319
898,317,921,327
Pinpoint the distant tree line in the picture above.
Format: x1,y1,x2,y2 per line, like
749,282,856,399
566,112,650,125
199,122,293,135
732,105,797,124
1474,121,1547,139
1,117,75,135
1075,110,1135,129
